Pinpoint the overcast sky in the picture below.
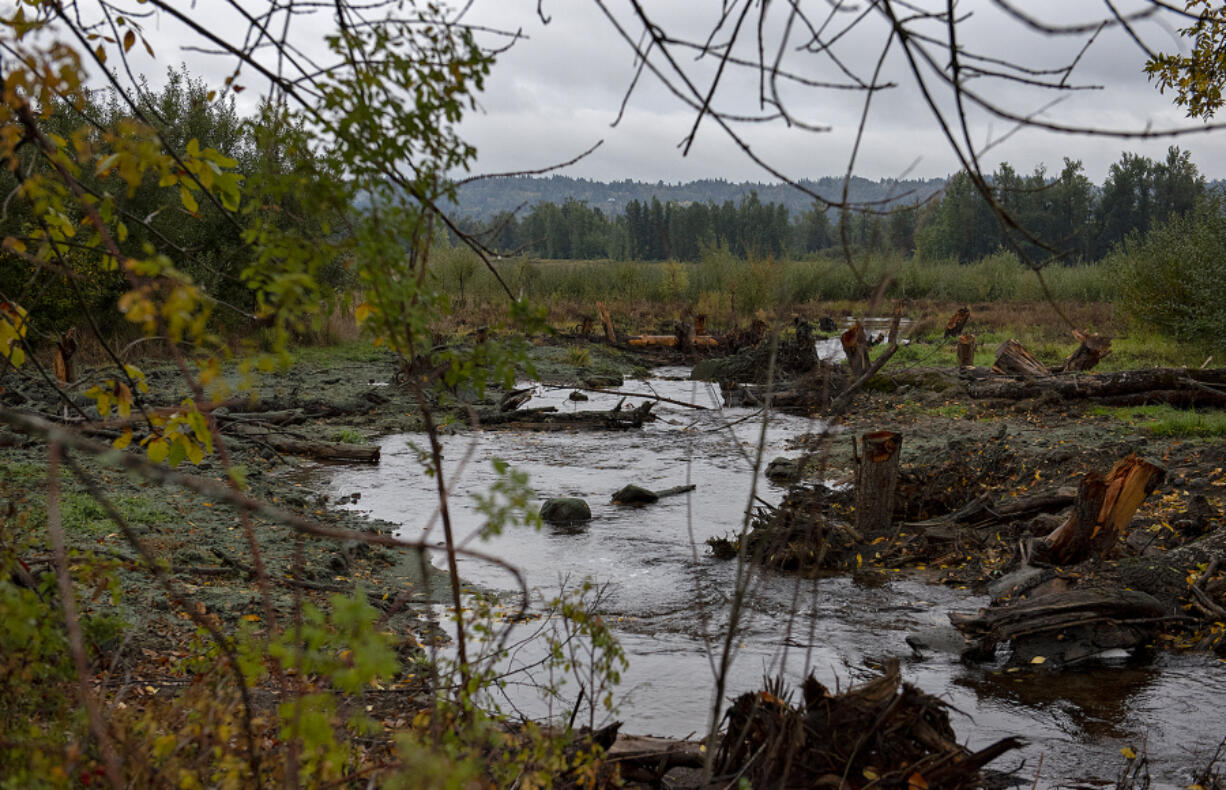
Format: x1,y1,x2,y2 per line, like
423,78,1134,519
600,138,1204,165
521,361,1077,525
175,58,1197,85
65,1,1226,184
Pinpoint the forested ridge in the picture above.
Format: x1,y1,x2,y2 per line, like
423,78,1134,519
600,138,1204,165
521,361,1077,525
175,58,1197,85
451,152,1219,264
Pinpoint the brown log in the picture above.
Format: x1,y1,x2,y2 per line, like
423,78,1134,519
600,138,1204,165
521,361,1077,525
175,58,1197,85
956,333,976,368
840,321,869,377
627,334,719,348
855,430,902,536
966,367,1226,401
1043,454,1165,564
1061,329,1111,372
228,424,381,462
992,339,1049,377
596,301,617,344
944,306,970,338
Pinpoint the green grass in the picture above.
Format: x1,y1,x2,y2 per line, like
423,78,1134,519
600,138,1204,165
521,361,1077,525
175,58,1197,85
331,428,364,444
290,340,391,366
1090,404,1226,438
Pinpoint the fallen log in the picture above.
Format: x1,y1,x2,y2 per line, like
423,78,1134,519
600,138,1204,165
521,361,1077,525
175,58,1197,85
950,588,1171,666
1042,454,1165,565
474,401,655,432
855,431,902,536
902,485,1077,532
966,367,1226,402
993,339,1049,377
626,334,719,348
1061,329,1111,372
227,424,381,462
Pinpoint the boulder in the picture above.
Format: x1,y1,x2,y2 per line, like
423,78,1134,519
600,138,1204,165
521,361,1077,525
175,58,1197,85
766,456,800,483
611,484,659,506
568,391,590,401
540,497,592,523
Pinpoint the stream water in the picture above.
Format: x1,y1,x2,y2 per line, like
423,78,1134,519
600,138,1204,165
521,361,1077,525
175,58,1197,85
324,368,1225,788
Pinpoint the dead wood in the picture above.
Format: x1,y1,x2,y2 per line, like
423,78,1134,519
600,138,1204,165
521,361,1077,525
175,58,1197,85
856,431,902,536
472,401,655,432
956,333,976,367
944,306,970,338
993,339,1049,377
713,662,1022,789
52,327,79,385
966,367,1226,403
841,321,869,377
1041,454,1165,565
225,424,381,463
1061,329,1112,372
596,300,617,344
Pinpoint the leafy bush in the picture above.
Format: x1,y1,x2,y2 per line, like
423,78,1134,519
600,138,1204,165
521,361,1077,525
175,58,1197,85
1113,197,1226,349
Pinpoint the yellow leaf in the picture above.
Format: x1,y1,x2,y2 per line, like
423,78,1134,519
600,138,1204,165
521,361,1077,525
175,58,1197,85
909,772,929,789
355,302,374,325
147,438,169,463
856,553,863,569
179,184,198,214
1121,746,1137,759
113,429,133,450
4,236,26,253
241,614,260,622
1030,655,1046,664
862,768,879,780
123,30,135,52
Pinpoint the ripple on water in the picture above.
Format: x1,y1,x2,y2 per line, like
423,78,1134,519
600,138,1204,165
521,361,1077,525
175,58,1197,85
325,372,1226,786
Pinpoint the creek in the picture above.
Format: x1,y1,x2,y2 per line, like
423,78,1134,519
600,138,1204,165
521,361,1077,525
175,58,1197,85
324,368,1225,788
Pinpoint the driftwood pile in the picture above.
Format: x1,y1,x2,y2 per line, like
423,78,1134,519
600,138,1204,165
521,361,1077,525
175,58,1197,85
712,662,1022,789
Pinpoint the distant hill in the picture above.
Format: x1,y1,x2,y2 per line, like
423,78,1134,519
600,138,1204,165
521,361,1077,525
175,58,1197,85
449,174,949,220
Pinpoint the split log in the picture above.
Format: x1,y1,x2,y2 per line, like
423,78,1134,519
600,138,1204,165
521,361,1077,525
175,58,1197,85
955,333,976,367
840,321,869,376
944,306,970,338
596,301,617,344
992,339,1049,377
1061,330,1111,372
1042,454,1165,565
855,431,902,536
903,485,1077,532
966,367,1226,402
227,424,380,462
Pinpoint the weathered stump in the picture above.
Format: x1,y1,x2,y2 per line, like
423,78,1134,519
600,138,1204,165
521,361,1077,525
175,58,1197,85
956,333,976,368
944,306,970,338
596,301,616,344
1043,454,1165,564
855,430,902,535
1061,329,1112,372
993,339,1048,377
841,321,869,377
52,327,79,384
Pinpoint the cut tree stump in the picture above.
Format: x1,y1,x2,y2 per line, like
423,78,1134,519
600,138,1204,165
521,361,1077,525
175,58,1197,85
1043,453,1165,565
1061,329,1112,372
52,327,79,385
596,301,617,344
855,430,902,535
956,333,976,368
993,339,1049,377
841,321,869,377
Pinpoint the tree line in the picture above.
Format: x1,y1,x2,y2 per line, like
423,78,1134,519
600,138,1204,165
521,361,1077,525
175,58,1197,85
456,147,1211,264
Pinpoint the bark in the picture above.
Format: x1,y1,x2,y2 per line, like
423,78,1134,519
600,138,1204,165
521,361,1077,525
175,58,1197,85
967,367,1226,402
992,339,1049,377
627,334,718,348
472,401,656,431
944,306,970,338
1043,454,1165,565
955,333,976,368
1061,330,1112,372
855,431,902,536
227,424,381,462
841,321,869,377
596,300,617,344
